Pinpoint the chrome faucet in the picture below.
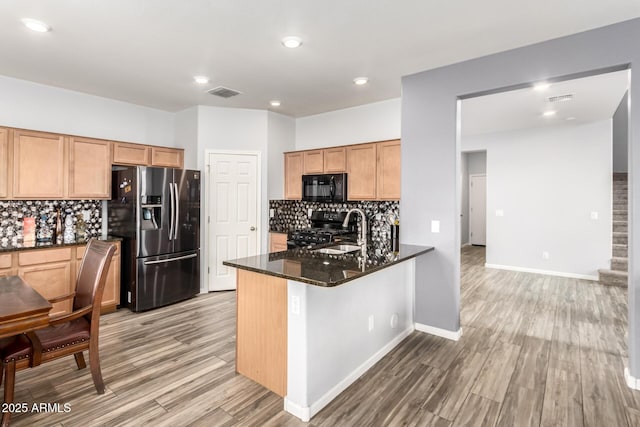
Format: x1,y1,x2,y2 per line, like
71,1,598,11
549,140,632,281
343,208,367,257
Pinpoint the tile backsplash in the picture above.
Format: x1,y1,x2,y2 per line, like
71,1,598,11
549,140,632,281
269,200,400,245
0,200,102,248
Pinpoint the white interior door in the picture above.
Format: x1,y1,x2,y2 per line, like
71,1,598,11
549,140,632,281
469,174,486,246
208,152,259,291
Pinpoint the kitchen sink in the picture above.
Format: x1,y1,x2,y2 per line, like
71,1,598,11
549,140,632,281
313,244,362,255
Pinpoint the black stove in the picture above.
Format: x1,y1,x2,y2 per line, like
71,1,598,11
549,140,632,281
288,211,358,249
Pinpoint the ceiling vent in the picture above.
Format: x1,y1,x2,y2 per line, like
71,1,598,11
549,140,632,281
548,94,574,103
207,86,242,98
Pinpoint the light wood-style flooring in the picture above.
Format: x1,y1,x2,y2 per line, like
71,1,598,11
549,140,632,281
5,245,640,426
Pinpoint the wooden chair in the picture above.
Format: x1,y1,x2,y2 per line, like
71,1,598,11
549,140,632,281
0,239,116,427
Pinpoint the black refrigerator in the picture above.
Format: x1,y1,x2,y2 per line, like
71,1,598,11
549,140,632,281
108,166,201,312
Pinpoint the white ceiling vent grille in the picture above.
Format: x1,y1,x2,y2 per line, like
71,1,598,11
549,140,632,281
207,86,242,98
548,94,574,103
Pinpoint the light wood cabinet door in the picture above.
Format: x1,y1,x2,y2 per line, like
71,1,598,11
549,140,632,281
376,140,401,200
0,253,13,277
112,142,150,166
0,128,8,198
347,143,378,200
284,152,303,200
68,137,111,199
76,241,120,313
323,147,346,173
303,150,324,174
151,147,184,168
18,248,73,316
13,129,66,199
269,232,288,253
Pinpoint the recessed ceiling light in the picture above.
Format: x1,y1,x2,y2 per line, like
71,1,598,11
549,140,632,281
270,100,281,107
353,77,369,85
533,82,551,91
193,76,209,84
543,110,557,117
282,37,302,49
22,18,51,33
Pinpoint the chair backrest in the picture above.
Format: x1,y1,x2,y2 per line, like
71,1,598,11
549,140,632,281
74,239,117,312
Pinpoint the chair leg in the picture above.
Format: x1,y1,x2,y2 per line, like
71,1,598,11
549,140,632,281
88,349,105,395
74,352,87,370
1,361,16,427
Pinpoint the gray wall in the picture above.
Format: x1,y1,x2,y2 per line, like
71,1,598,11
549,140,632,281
401,18,640,376
460,151,486,246
613,91,629,173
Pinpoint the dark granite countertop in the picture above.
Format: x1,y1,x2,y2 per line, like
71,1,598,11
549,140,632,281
0,236,123,253
223,242,434,287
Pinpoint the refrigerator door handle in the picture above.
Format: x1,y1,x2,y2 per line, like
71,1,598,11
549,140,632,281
173,182,180,240
143,253,198,265
169,182,175,240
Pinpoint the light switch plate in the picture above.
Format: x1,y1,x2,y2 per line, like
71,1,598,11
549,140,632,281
431,220,440,233
291,296,300,315
496,209,504,217
591,211,599,220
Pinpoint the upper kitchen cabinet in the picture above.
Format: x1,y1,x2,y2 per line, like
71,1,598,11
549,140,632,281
0,128,8,198
376,139,401,200
68,137,111,199
13,129,66,199
302,150,324,174
151,147,184,168
347,143,378,200
323,147,346,173
112,141,151,166
284,152,303,200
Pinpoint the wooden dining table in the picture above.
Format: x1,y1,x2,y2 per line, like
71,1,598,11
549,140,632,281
0,275,52,340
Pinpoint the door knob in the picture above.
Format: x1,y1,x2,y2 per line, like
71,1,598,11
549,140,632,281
250,226,256,231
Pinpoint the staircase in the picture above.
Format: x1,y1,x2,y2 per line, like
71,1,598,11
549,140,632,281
599,173,628,287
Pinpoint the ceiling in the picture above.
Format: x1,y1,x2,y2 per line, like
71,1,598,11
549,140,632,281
1,1,639,118
461,70,630,136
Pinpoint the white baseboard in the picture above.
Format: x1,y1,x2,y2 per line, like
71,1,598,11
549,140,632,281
284,399,311,422
285,325,414,422
625,367,640,390
415,323,462,341
484,263,598,281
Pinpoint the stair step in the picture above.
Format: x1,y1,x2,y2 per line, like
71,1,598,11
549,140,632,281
613,210,628,221
611,257,628,271
613,221,628,233
613,232,628,245
598,269,628,287
613,244,628,257
613,173,628,181
613,204,628,210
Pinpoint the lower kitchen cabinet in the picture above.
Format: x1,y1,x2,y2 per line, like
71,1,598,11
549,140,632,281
2,241,121,317
269,232,288,252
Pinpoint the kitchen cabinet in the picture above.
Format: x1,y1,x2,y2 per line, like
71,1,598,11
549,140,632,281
13,129,66,199
284,152,304,200
347,143,378,200
0,254,14,277
323,147,346,173
18,247,74,316
269,232,288,252
76,241,121,313
0,128,8,198
376,139,401,200
112,141,151,166
68,137,111,199
151,147,184,168
303,150,324,174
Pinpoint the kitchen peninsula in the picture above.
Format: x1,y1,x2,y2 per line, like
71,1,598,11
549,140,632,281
223,242,433,421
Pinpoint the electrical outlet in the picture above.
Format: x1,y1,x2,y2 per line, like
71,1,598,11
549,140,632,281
269,208,275,218
368,315,375,332
542,251,550,259
496,209,504,217
591,211,599,220
308,208,313,218
431,220,440,233
291,296,300,315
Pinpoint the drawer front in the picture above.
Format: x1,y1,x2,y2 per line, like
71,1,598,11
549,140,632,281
0,253,11,269
19,248,72,266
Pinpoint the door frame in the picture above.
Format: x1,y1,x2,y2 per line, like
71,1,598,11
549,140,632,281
468,173,486,246
204,149,262,292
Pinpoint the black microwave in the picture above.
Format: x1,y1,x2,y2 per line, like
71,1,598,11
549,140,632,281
302,173,347,202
